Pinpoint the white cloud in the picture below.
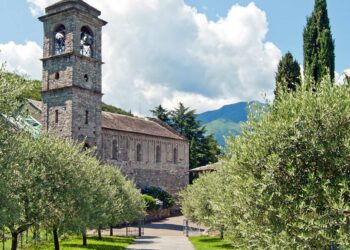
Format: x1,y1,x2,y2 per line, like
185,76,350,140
336,69,350,85
0,41,42,79
27,0,50,16
23,0,282,114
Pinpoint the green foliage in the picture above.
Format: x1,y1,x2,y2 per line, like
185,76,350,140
0,66,144,250
182,79,350,248
303,0,335,84
151,103,221,169
142,195,159,212
101,103,133,116
150,105,170,124
204,119,242,146
21,79,42,101
180,171,228,234
274,52,301,99
142,187,174,209
26,236,134,250
189,236,232,250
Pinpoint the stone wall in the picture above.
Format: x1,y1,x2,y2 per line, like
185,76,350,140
42,88,73,138
40,0,104,150
101,129,189,196
71,88,102,151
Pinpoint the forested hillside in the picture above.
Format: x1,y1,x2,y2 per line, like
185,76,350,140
198,102,262,146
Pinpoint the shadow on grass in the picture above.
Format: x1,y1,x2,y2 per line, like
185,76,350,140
194,237,233,249
64,244,126,250
86,236,134,244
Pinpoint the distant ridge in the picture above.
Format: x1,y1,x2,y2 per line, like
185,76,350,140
198,101,262,146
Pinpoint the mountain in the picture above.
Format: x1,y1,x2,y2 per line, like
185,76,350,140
198,102,259,146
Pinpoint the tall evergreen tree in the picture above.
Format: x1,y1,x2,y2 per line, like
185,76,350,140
274,52,301,100
303,0,335,85
150,105,170,124
151,103,220,170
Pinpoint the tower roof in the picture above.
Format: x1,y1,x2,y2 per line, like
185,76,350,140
41,0,104,19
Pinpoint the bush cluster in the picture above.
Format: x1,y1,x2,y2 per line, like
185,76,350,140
142,186,174,209
181,81,350,248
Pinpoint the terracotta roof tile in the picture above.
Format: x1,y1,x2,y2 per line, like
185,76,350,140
102,112,186,141
26,100,185,140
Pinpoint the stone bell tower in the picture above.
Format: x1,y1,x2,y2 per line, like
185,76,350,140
39,0,107,151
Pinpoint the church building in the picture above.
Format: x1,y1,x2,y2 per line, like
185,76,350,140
29,0,189,196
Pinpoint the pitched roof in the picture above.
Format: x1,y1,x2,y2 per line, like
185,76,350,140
26,100,186,141
102,112,186,141
28,99,43,111
190,162,222,172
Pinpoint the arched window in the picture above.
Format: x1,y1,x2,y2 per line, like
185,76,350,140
136,143,142,162
156,145,161,163
80,26,93,57
112,140,118,160
55,110,59,123
54,24,66,55
173,148,178,164
84,74,89,82
85,110,89,125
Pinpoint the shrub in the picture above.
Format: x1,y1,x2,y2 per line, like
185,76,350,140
141,187,174,209
142,194,159,211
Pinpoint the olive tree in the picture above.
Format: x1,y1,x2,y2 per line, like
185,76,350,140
222,81,350,248
181,79,350,249
0,66,42,250
180,170,231,239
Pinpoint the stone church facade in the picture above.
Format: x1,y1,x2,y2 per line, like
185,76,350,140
33,0,189,195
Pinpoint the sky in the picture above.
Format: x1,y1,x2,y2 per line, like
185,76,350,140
0,0,349,115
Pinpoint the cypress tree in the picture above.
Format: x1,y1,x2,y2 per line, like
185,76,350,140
303,0,335,85
274,52,301,100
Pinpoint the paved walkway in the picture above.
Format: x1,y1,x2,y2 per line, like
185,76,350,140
126,236,195,250
125,216,202,250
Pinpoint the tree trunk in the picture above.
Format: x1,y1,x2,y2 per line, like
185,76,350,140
82,232,87,246
220,227,224,240
53,228,59,250
98,227,102,240
11,231,18,250
109,226,113,236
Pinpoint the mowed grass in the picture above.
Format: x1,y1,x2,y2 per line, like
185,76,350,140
2,235,134,250
189,236,233,250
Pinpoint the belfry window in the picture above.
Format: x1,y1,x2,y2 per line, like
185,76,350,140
54,25,66,55
112,140,118,160
136,143,142,162
80,26,93,57
156,145,161,163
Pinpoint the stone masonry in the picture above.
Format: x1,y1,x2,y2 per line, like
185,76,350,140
37,0,189,196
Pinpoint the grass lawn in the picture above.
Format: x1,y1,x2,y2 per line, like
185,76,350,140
2,235,134,250
189,236,233,250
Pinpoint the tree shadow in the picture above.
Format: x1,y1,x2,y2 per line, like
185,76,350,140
86,236,134,244
64,243,126,250
197,237,233,249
